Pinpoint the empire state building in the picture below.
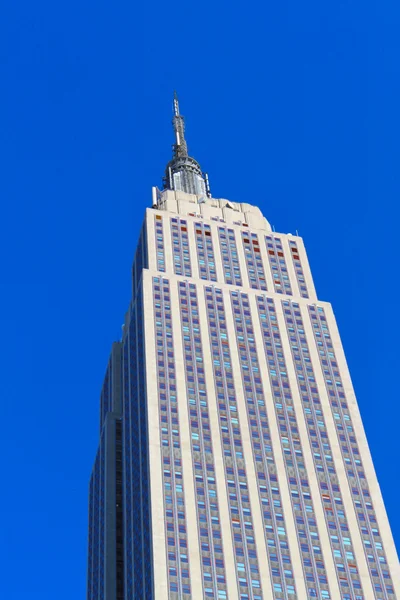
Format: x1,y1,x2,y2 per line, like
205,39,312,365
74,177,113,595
87,94,400,600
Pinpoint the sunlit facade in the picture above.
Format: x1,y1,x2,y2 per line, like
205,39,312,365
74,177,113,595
87,96,400,600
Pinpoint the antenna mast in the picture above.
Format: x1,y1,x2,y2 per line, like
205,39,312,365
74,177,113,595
172,91,188,158
163,92,210,197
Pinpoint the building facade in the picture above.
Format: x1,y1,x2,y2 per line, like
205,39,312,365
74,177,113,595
87,96,400,600
88,342,124,600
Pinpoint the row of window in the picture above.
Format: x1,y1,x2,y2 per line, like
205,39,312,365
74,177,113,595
123,290,153,597
195,223,218,282
281,299,364,598
178,281,228,598
154,277,192,597
171,218,192,277
241,232,268,291
266,236,293,295
309,306,395,598
256,295,333,599
219,227,243,287
99,361,111,434
289,241,309,298
231,291,299,599
155,214,166,273
205,286,263,600
142,278,395,598
123,330,134,599
154,215,311,297
88,445,104,600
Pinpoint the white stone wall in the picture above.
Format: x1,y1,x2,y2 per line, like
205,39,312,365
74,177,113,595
141,189,400,599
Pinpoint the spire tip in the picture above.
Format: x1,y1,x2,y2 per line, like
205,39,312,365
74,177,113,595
173,91,180,116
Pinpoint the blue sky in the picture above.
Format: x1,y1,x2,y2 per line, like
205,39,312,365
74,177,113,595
1,1,399,598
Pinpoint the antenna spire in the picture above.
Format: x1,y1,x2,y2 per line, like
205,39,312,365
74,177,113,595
173,90,180,116
163,92,211,198
172,91,188,158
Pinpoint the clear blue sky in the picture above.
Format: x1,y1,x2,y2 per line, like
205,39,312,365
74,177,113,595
1,1,399,598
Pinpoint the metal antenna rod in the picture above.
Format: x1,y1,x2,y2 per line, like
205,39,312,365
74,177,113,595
172,91,188,157
173,90,180,116
163,91,210,197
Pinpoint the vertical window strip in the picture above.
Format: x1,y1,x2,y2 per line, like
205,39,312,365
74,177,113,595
230,292,298,599
128,302,146,595
288,241,309,298
218,227,242,286
308,306,395,599
155,215,166,273
115,419,124,600
205,287,262,600
87,476,94,600
99,442,105,600
132,225,147,296
241,232,267,291
122,337,133,599
136,290,152,597
171,218,192,277
153,277,191,597
178,282,227,597
194,222,217,282
255,295,333,599
100,368,110,432
278,298,364,597
108,360,112,414
265,236,293,295
92,452,100,600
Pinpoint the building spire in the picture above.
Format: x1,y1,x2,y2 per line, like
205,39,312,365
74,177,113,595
172,91,188,158
173,90,180,117
163,92,211,197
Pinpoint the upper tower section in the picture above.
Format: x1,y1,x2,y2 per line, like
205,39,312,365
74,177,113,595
152,188,272,232
163,92,211,197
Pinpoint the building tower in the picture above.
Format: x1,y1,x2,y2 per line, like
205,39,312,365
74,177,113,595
87,94,400,600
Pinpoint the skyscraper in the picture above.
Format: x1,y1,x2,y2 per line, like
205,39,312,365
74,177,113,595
87,94,400,600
